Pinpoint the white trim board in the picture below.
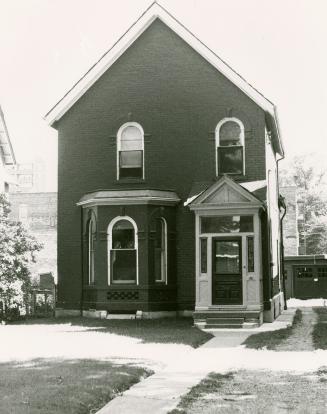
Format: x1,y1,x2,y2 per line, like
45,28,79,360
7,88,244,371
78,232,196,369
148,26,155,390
44,2,283,156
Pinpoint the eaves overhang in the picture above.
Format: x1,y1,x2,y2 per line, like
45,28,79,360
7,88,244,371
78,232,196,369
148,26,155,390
44,2,283,156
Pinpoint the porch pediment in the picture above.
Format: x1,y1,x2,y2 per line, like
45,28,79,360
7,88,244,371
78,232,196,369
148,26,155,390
188,176,263,210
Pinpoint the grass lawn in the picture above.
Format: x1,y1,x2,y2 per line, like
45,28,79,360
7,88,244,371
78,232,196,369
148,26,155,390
313,307,327,349
14,317,212,348
169,369,327,414
0,359,151,414
242,309,302,350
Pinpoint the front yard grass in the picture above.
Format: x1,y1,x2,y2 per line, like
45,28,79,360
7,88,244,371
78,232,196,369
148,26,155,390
242,309,302,350
0,359,151,414
14,316,212,348
169,369,327,414
312,307,327,349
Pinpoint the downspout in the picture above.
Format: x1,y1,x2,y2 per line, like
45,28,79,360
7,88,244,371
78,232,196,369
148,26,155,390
80,207,84,316
277,156,287,310
279,198,287,310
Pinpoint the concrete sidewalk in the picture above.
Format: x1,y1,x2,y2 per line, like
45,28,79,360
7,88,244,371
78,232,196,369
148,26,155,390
96,309,296,414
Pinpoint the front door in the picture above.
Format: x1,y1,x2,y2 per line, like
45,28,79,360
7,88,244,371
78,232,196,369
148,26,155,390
212,238,242,305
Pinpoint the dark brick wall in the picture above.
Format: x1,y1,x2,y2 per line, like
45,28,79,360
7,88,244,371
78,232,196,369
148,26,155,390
56,19,266,309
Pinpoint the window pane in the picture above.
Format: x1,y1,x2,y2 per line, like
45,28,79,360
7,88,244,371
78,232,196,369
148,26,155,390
112,220,135,248
201,216,253,233
218,147,243,174
154,218,166,282
296,267,313,278
154,248,163,281
200,238,207,273
120,151,142,168
247,236,254,272
155,219,163,249
215,240,240,274
318,268,327,277
219,121,241,146
111,250,136,283
121,126,142,151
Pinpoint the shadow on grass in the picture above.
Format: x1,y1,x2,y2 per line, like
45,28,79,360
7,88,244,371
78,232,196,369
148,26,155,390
0,358,152,414
12,317,213,348
242,309,302,350
169,372,234,414
313,308,327,349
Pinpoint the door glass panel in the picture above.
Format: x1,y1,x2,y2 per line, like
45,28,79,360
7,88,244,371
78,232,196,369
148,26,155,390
215,240,240,274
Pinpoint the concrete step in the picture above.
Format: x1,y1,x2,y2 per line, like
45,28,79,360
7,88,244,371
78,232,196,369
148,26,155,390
194,311,261,319
206,317,244,324
205,323,243,329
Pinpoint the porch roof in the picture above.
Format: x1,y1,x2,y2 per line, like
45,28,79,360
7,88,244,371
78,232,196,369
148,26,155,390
184,178,267,207
77,189,180,207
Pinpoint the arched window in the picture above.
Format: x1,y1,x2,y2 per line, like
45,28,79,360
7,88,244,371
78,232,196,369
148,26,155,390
216,118,245,175
107,216,138,284
87,218,96,284
117,122,144,179
154,218,167,283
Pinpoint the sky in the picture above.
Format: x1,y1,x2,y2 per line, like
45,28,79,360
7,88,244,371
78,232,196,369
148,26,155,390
0,0,326,191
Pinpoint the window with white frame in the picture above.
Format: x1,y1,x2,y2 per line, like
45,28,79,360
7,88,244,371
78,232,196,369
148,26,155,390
154,218,167,283
117,122,144,179
108,217,138,284
88,218,96,284
216,118,245,175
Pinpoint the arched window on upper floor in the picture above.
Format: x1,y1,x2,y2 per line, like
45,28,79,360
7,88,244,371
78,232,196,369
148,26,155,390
215,118,245,176
117,122,144,179
107,216,138,285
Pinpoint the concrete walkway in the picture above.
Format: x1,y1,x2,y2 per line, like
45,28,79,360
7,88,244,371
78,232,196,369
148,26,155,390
96,310,296,414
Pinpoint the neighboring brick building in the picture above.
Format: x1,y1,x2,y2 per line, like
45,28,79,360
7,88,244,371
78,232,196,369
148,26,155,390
8,192,57,281
45,3,285,326
280,186,299,256
8,161,46,193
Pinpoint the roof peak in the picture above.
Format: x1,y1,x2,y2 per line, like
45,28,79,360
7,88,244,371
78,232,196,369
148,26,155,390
44,1,283,156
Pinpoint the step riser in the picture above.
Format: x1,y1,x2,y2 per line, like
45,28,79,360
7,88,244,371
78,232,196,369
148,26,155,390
206,318,244,324
205,324,243,329
194,312,261,319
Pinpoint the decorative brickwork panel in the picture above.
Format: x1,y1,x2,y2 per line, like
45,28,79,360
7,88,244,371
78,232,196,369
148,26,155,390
107,290,139,301
150,289,175,302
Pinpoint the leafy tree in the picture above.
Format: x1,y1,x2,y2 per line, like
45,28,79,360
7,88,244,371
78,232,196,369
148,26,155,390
0,194,42,317
279,155,327,254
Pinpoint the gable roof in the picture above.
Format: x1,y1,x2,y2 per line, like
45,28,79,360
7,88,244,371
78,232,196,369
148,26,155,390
44,1,284,156
187,176,264,210
0,106,16,166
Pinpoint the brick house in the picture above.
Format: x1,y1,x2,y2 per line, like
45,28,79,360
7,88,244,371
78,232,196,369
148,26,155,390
45,3,285,326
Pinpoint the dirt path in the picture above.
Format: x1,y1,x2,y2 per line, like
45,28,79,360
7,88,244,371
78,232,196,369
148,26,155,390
275,307,317,351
